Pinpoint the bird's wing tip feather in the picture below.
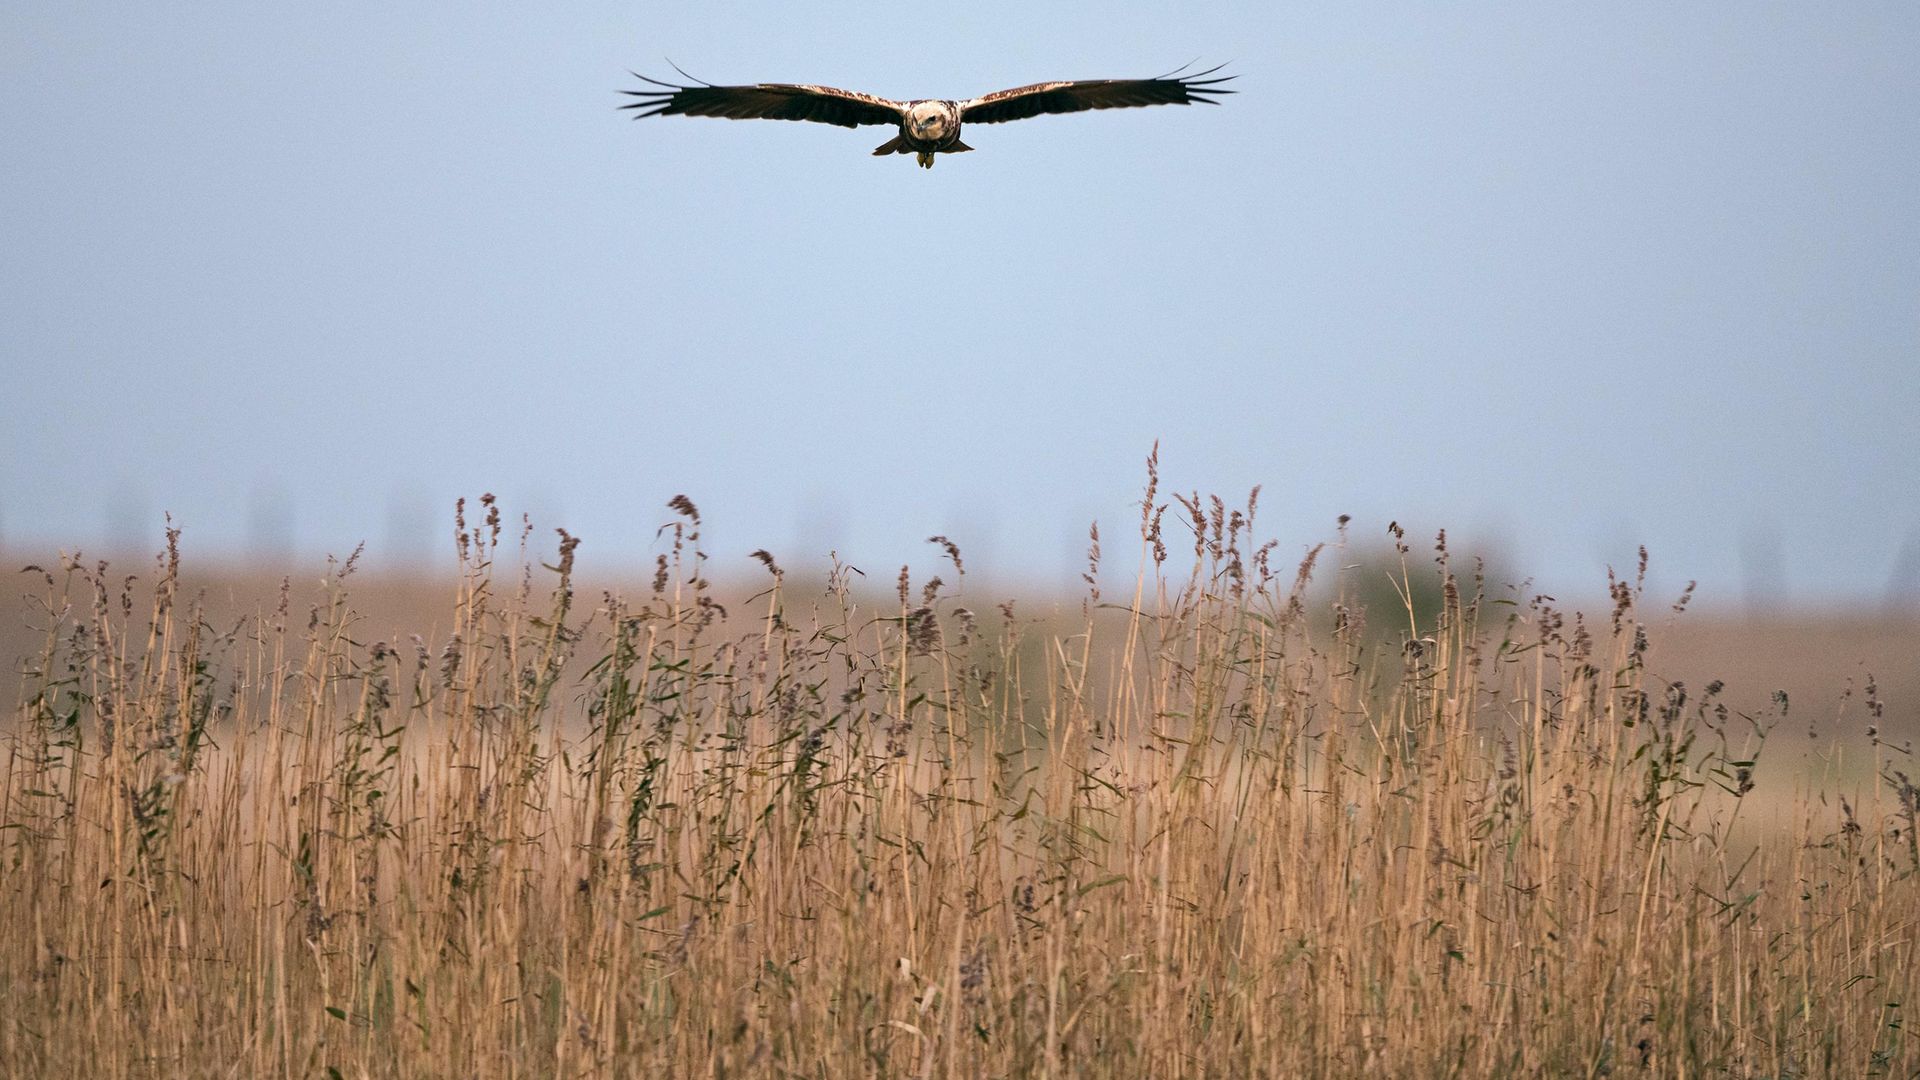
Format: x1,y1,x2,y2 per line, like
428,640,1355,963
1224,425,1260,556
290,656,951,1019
664,59,714,87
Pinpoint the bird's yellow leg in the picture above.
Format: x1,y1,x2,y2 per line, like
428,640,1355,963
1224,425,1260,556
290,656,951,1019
917,151,934,169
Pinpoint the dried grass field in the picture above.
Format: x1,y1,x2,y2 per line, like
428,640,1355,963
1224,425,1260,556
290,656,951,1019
4,475,1918,1077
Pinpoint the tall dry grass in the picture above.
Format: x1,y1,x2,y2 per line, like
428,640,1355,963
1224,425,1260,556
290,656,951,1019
3,468,1917,1078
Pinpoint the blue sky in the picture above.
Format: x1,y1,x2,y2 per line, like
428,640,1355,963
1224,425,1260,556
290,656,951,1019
4,3,1917,605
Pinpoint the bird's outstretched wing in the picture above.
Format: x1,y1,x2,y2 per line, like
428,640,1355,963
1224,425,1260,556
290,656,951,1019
621,73,906,128
960,64,1234,125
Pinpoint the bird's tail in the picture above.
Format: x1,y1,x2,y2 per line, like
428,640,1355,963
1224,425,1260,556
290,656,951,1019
871,135,910,156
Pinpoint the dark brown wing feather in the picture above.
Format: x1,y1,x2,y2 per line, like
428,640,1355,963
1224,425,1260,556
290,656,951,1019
620,73,905,128
960,64,1234,125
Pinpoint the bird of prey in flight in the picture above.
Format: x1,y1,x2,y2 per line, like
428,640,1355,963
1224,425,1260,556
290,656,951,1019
621,65,1235,169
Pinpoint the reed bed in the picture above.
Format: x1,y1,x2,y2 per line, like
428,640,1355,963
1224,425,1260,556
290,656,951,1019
3,467,1916,1078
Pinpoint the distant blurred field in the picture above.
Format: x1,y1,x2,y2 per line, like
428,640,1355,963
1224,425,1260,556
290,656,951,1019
3,489,1916,1076
6,550,1914,747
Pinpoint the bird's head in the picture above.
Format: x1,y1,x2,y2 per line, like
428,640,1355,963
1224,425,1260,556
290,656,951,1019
906,100,953,140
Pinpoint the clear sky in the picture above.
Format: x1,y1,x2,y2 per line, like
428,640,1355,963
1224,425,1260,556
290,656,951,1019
4,3,1917,606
